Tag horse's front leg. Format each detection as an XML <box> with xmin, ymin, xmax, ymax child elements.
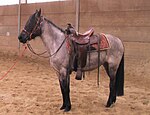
<box><xmin>58</xmin><ymin>69</ymin><xmax>71</xmax><ymax>112</ymax></box>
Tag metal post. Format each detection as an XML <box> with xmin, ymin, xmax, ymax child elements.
<box><xmin>97</xmin><ymin>34</ymin><xmax>100</xmax><ymax>87</ymax></box>
<box><xmin>18</xmin><ymin>0</ymin><xmax>21</xmax><ymax>50</ymax></box>
<box><xmin>75</xmin><ymin>0</ymin><xmax>80</xmax><ymax>32</ymax></box>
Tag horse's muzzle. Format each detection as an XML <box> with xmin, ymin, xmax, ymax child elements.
<box><xmin>18</xmin><ymin>34</ymin><xmax>28</xmax><ymax>44</ymax></box>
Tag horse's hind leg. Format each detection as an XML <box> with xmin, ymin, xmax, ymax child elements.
<box><xmin>104</xmin><ymin>62</ymin><xmax>117</xmax><ymax>107</ymax></box>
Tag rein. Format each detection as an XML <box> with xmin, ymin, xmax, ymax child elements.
<box><xmin>27</xmin><ymin>35</ymin><xmax>67</xmax><ymax>58</ymax></box>
<box><xmin>0</xmin><ymin>46</ymin><xmax>27</xmax><ymax>80</ymax></box>
<box><xmin>27</xmin><ymin>42</ymin><xmax>49</xmax><ymax>58</ymax></box>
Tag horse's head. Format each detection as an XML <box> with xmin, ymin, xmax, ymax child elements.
<box><xmin>18</xmin><ymin>9</ymin><xmax>42</xmax><ymax>44</ymax></box>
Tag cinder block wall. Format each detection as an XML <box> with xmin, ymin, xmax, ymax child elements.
<box><xmin>0</xmin><ymin>5</ymin><xmax>18</xmax><ymax>48</ymax></box>
<box><xmin>0</xmin><ymin>0</ymin><xmax>76</xmax><ymax>51</ymax></box>
<box><xmin>79</xmin><ymin>0</ymin><xmax>150</xmax><ymax>42</ymax></box>
<box><xmin>0</xmin><ymin>0</ymin><xmax>150</xmax><ymax>55</ymax></box>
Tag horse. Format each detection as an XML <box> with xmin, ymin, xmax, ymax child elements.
<box><xmin>18</xmin><ymin>9</ymin><xmax>124</xmax><ymax>112</ymax></box>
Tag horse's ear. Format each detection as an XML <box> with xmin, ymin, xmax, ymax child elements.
<box><xmin>35</xmin><ymin>8</ymin><xmax>41</xmax><ymax>17</ymax></box>
<box><xmin>38</xmin><ymin>8</ymin><xmax>41</xmax><ymax>16</ymax></box>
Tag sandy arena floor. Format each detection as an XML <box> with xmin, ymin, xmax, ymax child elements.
<box><xmin>0</xmin><ymin>42</ymin><xmax>150</xmax><ymax>115</ymax></box>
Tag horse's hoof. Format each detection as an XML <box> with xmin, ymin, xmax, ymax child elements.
<box><xmin>106</xmin><ymin>102</ymin><xmax>112</xmax><ymax>107</ymax></box>
<box><xmin>113</xmin><ymin>97</ymin><xmax>116</xmax><ymax>103</ymax></box>
<box><xmin>64</xmin><ymin>106</ymin><xmax>71</xmax><ymax>112</ymax></box>
<box><xmin>106</xmin><ymin>101</ymin><xmax>115</xmax><ymax>108</ymax></box>
<box><xmin>60</xmin><ymin>105</ymin><xmax>65</xmax><ymax>110</ymax></box>
<box><xmin>106</xmin><ymin>104</ymin><xmax>110</xmax><ymax>108</ymax></box>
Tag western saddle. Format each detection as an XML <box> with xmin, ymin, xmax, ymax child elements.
<box><xmin>65</xmin><ymin>24</ymin><xmax>99</xmax><ymax>80</ymax></box>
<box><xmin>66</xmin><ymin>23</ymin><xmax>94</xmax><ymax>44</ymax></box>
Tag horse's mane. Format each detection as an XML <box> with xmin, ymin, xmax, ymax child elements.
<box><xmin>44</xmin><ymin>18</ymin><xmax>65</xmax><ymax>33</ymax></box>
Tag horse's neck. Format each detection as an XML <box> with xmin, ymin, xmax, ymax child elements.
<box><xmin>40</xmin><ymin>20</ymin><xmax>69</xmax><ymax>71</ymax></box>
<box><xmin>40</xmin><ymin>20</ymin><xmax>65</xmax><ymax>55</ymax></box>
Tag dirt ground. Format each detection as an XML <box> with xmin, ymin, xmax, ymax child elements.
<box><xmin>0</xmin><ymin>42</ymin><xmax>150</xmax><ymax>115</ymax></box>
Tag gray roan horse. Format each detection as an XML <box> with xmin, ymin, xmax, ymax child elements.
<box><xmin>18</xmin><ymin>9</ymin><xmax>124</xmax><ymax>112</ymax></box>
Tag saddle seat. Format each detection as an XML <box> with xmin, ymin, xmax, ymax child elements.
<box><xmin>73</xmin><ymin>29</ymin><xmax>94</xmax><ymax>44</ymax></box>
<box><xmin>77</xmin><ymin>29</ymin><xmax>94</xmax><ymax>38</ymax></box>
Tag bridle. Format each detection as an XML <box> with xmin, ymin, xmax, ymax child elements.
<box><xmin>22</xmin><ymin>16</ymin><xmax>49</xmax><ymax>58</ymax></box>
<box><xmin>22</xmin><ymin>16</ymin><xmax>68</xmax><ymax>58</ymax></box>
<box><xmin>22</xmin><ymin>16</ymin><xmax>42</xmax><ymax>40</ymax></box>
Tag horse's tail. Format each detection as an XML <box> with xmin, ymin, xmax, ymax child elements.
<box><xmin>116</xmin><ymin>53</ymin><xmax>124</xmax><ymax>96</ymax></box>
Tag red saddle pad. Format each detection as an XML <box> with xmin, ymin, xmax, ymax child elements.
<box><xmin>91</xmin><ymin>34</ymin><xmax>110</xmax><ymax>50</ymax></box>
<box><xmin>100</xmin><ymin>34</ymin><xmax>110</xmax><ymax>50</ymax></box>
